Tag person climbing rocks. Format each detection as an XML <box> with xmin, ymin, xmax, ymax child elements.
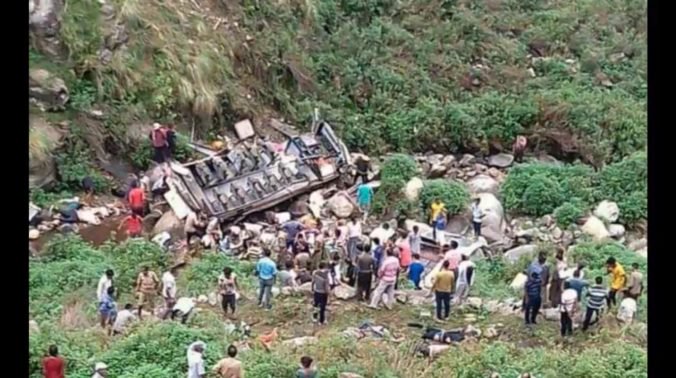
<box><xmin>135</xmin><ymin>266</ymin><xmax>160</xmax><ymax>320</ymax></box>
<box><xmin>126</xmin><ymin>180</ymin><xmax>146</xmax><ymax>216</ymax></box>
<box><xmin>431</xmin><ymin>260</ymin><xmax>455</xmax><ymax>322</ymax></box>
<box><xmin>606</xmin><ymin>257</ymin><xmax>626</xmax><ymax>308</ymax></box>
<box><xmin>212</xmin><ymin>345</ymin><xmax>244</xmax><ymax>378</ymax></box>
<box><xmin>357</xmin><ymin>181</ymin><xmax>374</xmax><ymax>221</ymax></box>
<box><xmin>149</xmin><ymin>122</ymin><xmax>170</xmax><ymax>164</ymax></box>
<box><xmin>42</xmin><ymin>345</ymin><xmax>65</xmax><ymax>378</ymax></box>
<box><xmin>312</xmin><ymin>262</ymin><xmax>331</xmax><ymax>325</ymax></box>
<box><xmin>524</xmin><ymin>272</ymin><xmax>542</xmax><ymax>325</ymax></box>
<box><xmin>218</xmin><ymin>267</ymin><xmax>239</xmax><ymax>318</ymax></box>
<box><xmin>512</xmin><ymin>135</ymin><xmax>528</xmax><ymax>163</ymax></box>
<box><xmin>369</xmin><ymin>248</ymin><xmax>399</xmax><ymax>310</ymax></box>
<box><xmin>471</xmin><ymin>197</ymin><xmax>484</xmax><ymax>238</ymax></box>
<box><xmin>118</xmin><ymin>211</ymin><xmax>143</xmax><ymax>238</ymax></box>
<box><xmin>255</xmin><ymin>249</ymin><xmax>277</xmax><ymax>309</ymax></box>
<box><xmin>430</xmin><ymin>198</ymin><xmax>445</xmax><ymax>242</ymax></box>
<box><xmin>582</xmin><ymin>276</ymin><xmax>608</xmax><ymax>331</ymax></box>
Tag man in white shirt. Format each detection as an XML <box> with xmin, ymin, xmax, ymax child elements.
<box><xmin>97</xmin><ymin>270</ymin><xmax>114</xmax><ymax>304</ymax></box>
<box><xmin>187</xmin><ymin>341</ymin><xmax>206</xmax><ymax>378</ymax></box>
<box><xmin>455</xmin><ymin>254</ymin><xmax>476</xmax><ymax>304</ymax></box>
<box><xmin>559</xmin><ymin>281</ymin><xmax>578</xmax><ymax>337</ymax></box>
<box><xmin>111</xmin><ymin>304</ymin><xmax>137</xmax><ymax>335</ymax></box>
<box><xmin>172</xmin><ymin>297</ymin><xmax>196</xmax><ymax>324</ymax></box>
<box><xmin>347</xmin><ymin>217</ymin><xmax>362</xmax><ymax>263</ymax></box>
<box><xmin>161</xmin><ymin>268</ymin><xmax>178</xmax><ymax>319</ymax></box>
<box><xmin>370</xmin><ymin>222</ymin><xmax>395</xmax><ymax>245</ymax></box>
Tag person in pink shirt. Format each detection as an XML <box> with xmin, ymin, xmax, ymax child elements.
<box><xmin>368</xmin><ymin>249</ymin><xmax>400</xmax><ymax>310</ymax></box>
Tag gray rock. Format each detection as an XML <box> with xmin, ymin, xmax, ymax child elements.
<box><xmin>29</xmin><ymin>69</ymin><xmax>69</xmax><ymax>110</ymax></box>
<box><xmin>29</xmin><ymin>0</ymin><xmax>66</xmax><ymax>58</ymax></box>
<box><xmin>465</xmin><ymin>324</ymin><xmax>482</xmax><ymax>338</ymax></box>
<box><xmin>487</xmin><ymin>153</ymin><xmax>514</xmax><ymax>168</ymax></box>
<box><xmin>426</xmin><ymin>154</ymin><xmax>444</xmax><ymax>166</ymax></box>
<box><xmin>327</xmin><ymin>193</ymin><xmax>354</xmax><ymax>218</ymax></box>
<box><xmin>476</xmin><ymin>193</ymin><xmax>506</xmax><ymax>243</ymax></box>
<box><xmin>447</xmin><ymin>215</ymin><xmax>470</xmax><ymax>234</ymax></box>
<box><xmin>152</xmin><ymin>210</ymin><xmax>183</xmax><ymax>236</ymax></box>
<box><xmin>459</xmin><ymin>154</ymin><xmax>475</xmax><ymax>167</ymax></box>
<box><xmin>594</xmin><ymin>201</ymin><xmax>620</xmax><ymax>223</ymax></box>
<box><xmin>441</xmin><ymin>155</ymin><xmax>456</xmax><ymax>168</ymax></box>
<box><xmin>466</xmin><ymin>297</ymin><xmax>483</xmax><ymax>309</ymax></box>
<box><xmin>427</xmin><ymin>164</ymin><xmax>448</xmax><ymax>178</ymax></box>
<box><xmin>628</xmin><ymin>238</ymin><xmax>647</xmax><ymax>251</ymax></box>
<box><xmin>536</xmin><ymin>155</ymin><xmax>562</xmax><ymax>166</ymax></box>
<box><xmin>504</xmin><ymin>244</ymin><xmax>538</xmax><ymax>264</ymax></box>
<box><xmin>467</xmin><ymin>174</ymin><xmax>499</xmax><ymax>195</ymax></box>
<box><xmin>608</xmin><ymin>224</ymin><xmax>626</xmax><ymax>238</ymax></box>
<box><xmin>551</xmin><ymin>227</ymin><xmax>563</xmax><ymax>240</ymax></box>
<box><xmin>543</xmin><ymin>308</ymin><xmax>560</xmax><ymax>321</ymax></box>
<box><xmin>404</xmin><ymin>177</ymin><xmax>424</xmax><ymax>202</ymax></box>
<box><xmin>484</xmin><ymin>326</ymin><xmax>499</xmax><ymax>339</ymax></box>
<box><xmin>333</xmin><ymin>285</ymin><xmax>356</xmax><ymax>300</ymax></box>
<box><xmin>582</xmin><ymin>216</ymin><xmax>610</xmax><ymax>241</ymax></box>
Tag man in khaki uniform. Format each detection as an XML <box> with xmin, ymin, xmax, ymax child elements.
<box><xmin>136</xmin><ymin>266</ymin><xmax>160</xmax><ymax>319</ymax></box>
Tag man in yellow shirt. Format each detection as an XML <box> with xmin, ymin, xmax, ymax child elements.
<box><xmin>430</xmin><ymin>198</ymin><xmax>445</xmax><ymax>243</ymax></box>
<box><xmin>606</xmin><ymin>257</ymin><xmax>626</xmax><ymax>308</ymax></box>
<box><xmin>431</xmin><ymin>260</ymin><xmax>455</xmax><ymax>321</ymax></box>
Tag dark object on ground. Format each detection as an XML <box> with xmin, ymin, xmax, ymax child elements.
<box><xmin>422</xmin><ymin>327</ymin><xmax>465</xmax><ymax>344</ymax></box>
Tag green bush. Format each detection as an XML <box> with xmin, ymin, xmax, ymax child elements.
<box><xmin>554</xmin><ymin>201</ymin><xmax>585</xmax><ymax>228</ymax></box>
<box><xmin>130</xmin><ymin>134</ymin><xmax>196</xmax><ymax>170</ymax></box>
<box><xmin>179</xmin><ymin>253</ymin><xmax>255</xmax><ymax>296</ymax></box>
<box><xmin>595</xmin><ymin>152</ymin><xmax>647</xmax><ymax>224</ymax></box>
<box><xmin>379</xmin><ymin>154</ymin><xmax>418</xmax><ymax>183</ymax></box>
<box><xmin>101</xmin><ymin>239</ymin><xmax>170</xmax><ymax>292</ymax></box>
<box><xmin>372</xmin><ymin>154</ymin><xmax>418</xmax><ymax>216</ymax></box>
<box><xmin>419</xmin><ymin>179</ymin><xmax>470</xmax><ymax>216</ymax></box>
<box><xmin>520</xmin><ymin>175</ymin><xmax>565</xmax><ymax>216</ymax></box>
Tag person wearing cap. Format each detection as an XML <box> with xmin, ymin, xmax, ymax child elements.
<box><xmin>92</xmin><ymin>362</ymin><xmax>108</xmax><ymax>378</ymax></box>
<box><xmin>149</xmin><ymin>122</ymin><xmax>170</xmax><ymax>164</ymax></box>
<box><xmin>187</xmin><ymin>341</ymin><xmax>207</xmax><ymax>378</ymax></box>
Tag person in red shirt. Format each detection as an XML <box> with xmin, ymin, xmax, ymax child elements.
<box><xmin>119</xmin><ymin>212</ymin><xmax>144</xmax><ymax>238</ymax></box>
<box><xmin>127</xmin><ymin>181</ymin><xmax>146</xmax><ymax>216</ymax></box>
<box><xmin>42</xmin><ymin>345</ymin><xmax>65</xmax><ymax>378</ymax></box>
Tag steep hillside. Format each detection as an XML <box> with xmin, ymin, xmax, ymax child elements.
<box><xmin>30</xmin><ymin>0</ymin><xmax>646</xmax><ymax>189</ymax></box>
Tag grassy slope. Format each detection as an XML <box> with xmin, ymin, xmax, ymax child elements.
<box><xmin>29</xmin><ymin>237</ymin><xmax>647</xmax><ymax>378</ymax></box>
<box><xmin>30</xmin><ymin>0</ymin><xmax>646</xmax><ymax>167</ymax></box>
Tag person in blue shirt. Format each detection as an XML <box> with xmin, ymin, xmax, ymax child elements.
<box><xmin>255</xmin><ymin>249</ymin><xmax>278</xmax><ymax>309</ymax></box>
<box><xmin>524</xmin><ymin>272</ymin><xmax>542</xmax><ymax>325</ymax></box>
<box><xmin>357</xmin><ymin>183</ymin><xmax>374</xmax><ymax>221</ymax></box>
<box><xmin>408</xmin><ymin>254</ymin><xmax>425</xmax><ymax>290</ymax></box>
<box><xmin>99</xmin><ymin>286</ymin><xmax>117</xmax><ymax>330</ymax></box>
<box><xmin>566</xmin><ymin>269</ymin><xmax>589</xmax><ymax>302</ymax></box>
<box><xmin>371</xmin><ymin>237</ymin><xmax>384</xmax><ymax>276</ymax></box>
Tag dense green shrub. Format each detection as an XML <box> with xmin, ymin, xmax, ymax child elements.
<box><xmin>594</xmin><ymin>152</ymin><xmax>647</xmax><ymax>224</ymax></box>
<box><xmin>130</xmin><ymin>134</ymin><xmax>195</xmax><ymax>170</ymax></box>
<box><xmin>554</xmin><ymin>201</ymin><xmax>585</xmax><ymax>228</ymax></box>
<box><xmin>520</xmin><ymin>175</ymin><xmax>565</xmax><ymax>216</ymax></box>
<box><xmin>179</xmin><ymin>253</ymin><xmax>255</xmax><ymax>296</ymax></box>
<box><xmin>372</xmin><ymin>154</ymin><xmax>418</xmax><ymax>216</ymax></box>
<box><xmin>378</xmin><ymin>154</ymin><xmax>418</xmax><ymax>183</ymax></box>
<box><xmin>101</xmin><ymin>239</ymin><xmax>170</xmax><ymax>292</ymax></box>
<box><xmin>419</xmin><ymin>179</ymin><xmax>470</xmax><ymax>216</ymax></box>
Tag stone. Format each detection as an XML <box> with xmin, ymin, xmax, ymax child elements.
<box><xmin>510</xmin><ymin>273</ymin><xmax>528</xmax><ymax>291</ymax></box>
<box><xmin>152</xmin><ymin>210</ymin><xmax>183</xmax><ymax>236</ymax></box>
<box><xmin>485</xmin><ymin>326</ymin><xmax>499</xmax><ymax>339</ymax></box>
<box><xmin>484</xmin><ymin>300</ymin><xmax>500</xmax><ymax>313</ymax></box>
<box><xmin>465</xmin><ymin>324</ymin><xmax>482</xmax><ymax>338</ymax></box>
<box><xmin>487</xmin><ymin>153</ymin><xmax>514</xmax><ymax>168</ymax></box>
<box><xmin>234</xmin><ymin>119</ymin><xmax>255</xmax><ymax>140</ymax></box>
<box><xmin>197</xmin><ymin>295</ymin><xmax>208</xmax><ymax>304</ymax></box>
<box><xmin>474</xmin><ymin>163</ymin><xmax>487</xmax><ymax>173</ymax></box>
<box><xmin>459</xmin><ymin>154</ymin><xmax>475</xmax><ymax>167</ymax></box>
<box><xmin>333</xmin><ymin>285</ymin><xmax>356</xmax><ymax>300</ymax></box>
<box><xmin>29</xmin><ymin>117</ymin><xmax>64</xmax><ymax>189</ymax></box>
<box><xmin>487</xmin><ymin>167</ymin><xmax>500</xmax><ymax>178</ymax></box>
<box><xmin>476</xmin><ymin>193</ymin><xmax>506</xmax><ymax>243</ymax></box>
<box><xmin>628</xmin><ymin>238</ymin><xmax>647</xmax><ymax>251</ymax></box>
<box><xmin>594</xmin><ymin>201</ymin><xmax>620</xmax><ymax>223</ymax></box>
<box><xmin>582</xmin><ymin>216</ymin><xmax>610</xmax><ymax>241</ymax></box>
<box><xmin>466</xmin><ymin>174</ymin><xmax>499</xmax><ymax>195</ymax></box>
<box><xmin>608</xmin><ymin>224</ymin><xmax>626</xmax><ymax>238</ymax></box>
<box><xmin>29</xmin><ymin>69</ymin><xmax>69</xmax><ymax>109</ymax></box>
<box><xmin>30</xmin><ymin>0</ymin><xmax>67</xmax><ymax>58</ymax></box>
<box><xmin>539</xmin><ymin>215</ymin><xmax>554</xmax><ymax>227</ymax></box>
<box><xmin>428</xmin><ymin>344</ymin><xmax>451</xmax><ymax>358</ymax></box>
<box><xmin>428</xmin><ymin>164</ymin><xmax>448</xmax><ymax>178</ymax></box>
<box><xmin>446</xmin><ymin>215</ymin><xmax>470</xmax><ymax>235</ymax></box>
<box><xmin>29</xmin><ymin>229</ymin><xmax>40</xmax><ymax>240</ymax></box>
<box><xmin>504</xmin><ymin>245</ymin><xmax>537</xmax><ymax>264</ymax></box>
<box><xmin>543</xmin><ymin>308</ymin><xmax>560</xmax><ymax>321</ymax></box>
<box><xmin>339</xmin><ymin>373</ymin><xmax>364</xmax><ymax>378</ymax></box>
<box><xmin>327</xmin><ymin>192</ymin><xmax>355</xmax><ymax>218</ymax></box>
<box><xmin>298</xmin><ymin>282</ymin><xmax>313</xmax><ymax>295</ymax></box>
<box><xmin>77</xmin><ymin>209</ymin><xmax>101</xmax><ymax>225</ymax></box>
<box><xmin>404</xmin><ymin>177</ymin><xmax>424</xmax><ymax>202</ymax></box>
<box><xmin>282</xmin><ymin>336</ymin><xmax>318</xmax><ymax>347</ymax></box>
<box><xmin>551</xmin><ymin>227</ymin><xmax>563</xmax><ymax>239</ymax></box>
<box><xmin>29</xmin><ymin>320</ymin><xmax>40</xmax><ymax>334</ymax></box>
<box><xmin>441</xmin><ymin>155</ymin><xmax>456</xmax><ymax>168</ymax></box>
<box><xmin>464</xmin><ymin>314</ymin><xmax>477</xmax><ymax>323</ymax></box>
<box><xmin>466</xmin><ymin>297</ymin><xmax>483</xmax><ymax>309</ymax></box>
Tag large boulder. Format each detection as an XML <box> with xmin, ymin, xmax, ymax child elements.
<box><xmin>29</xmin><ymin>117</ymin><xmax>64</xmax><ymax>189</ymax></box>
<box><xmin>477</xmin><ymin>193</ymin><xmax>506</xmax><ymax>243</ymax></box>
<box><xmin>427</xmin><ymin>164</ymin><xmax>448</xmax><ymax>178</ymax></box>
<box><xmin>327</xmin><ymin>192</ymin><xmax>355</xmax><ymax>218</ymax></box>
<box><xmin>594</xmin><ymin>201</ymin><xmax>620</xmax><ymax>223</ymax></box>
<box><xmin>581</xmin><ymin>216</ymin><xmax>610</xmax><ymax>241</ymax></box>
<box><xmin>333</xmin><ymin>285</ymin><xmax>356</xmax><ymax>300</ymax></box>
<box><xmin>487</xmin><ymin>153</ymin><xmax>514</xmax><ymax>168</ymax></box>
<box><xmin>466</xmin><ymin>174</ymin><xmax>499</xmax><ymax>195</ymax></box>
<box><xmin>404</xmin><ymin>177</ymin><xmax>424</xmax><ymax>202</ymax></box>
<box><xmin>29</xmin><ymin>69</ymin><xmax>69</xmax><ymax>110</ymax></box>
<box><xmin>29</xmin><ymin>0</ymin><xmax>66</xmax><ymax>58</ymax></box>
<box><xmin>504</xmin><ymin>245</ymin><xmax>537</xmax><ymax>264</ymax></box>
<box><xmin>608</xmin><ymin>224</ymin><xmax>626</xmax><ymax>238</ymax></box>
<box><xmin>152</xmin><ymin>210</ymin><xmax>183</xmax><ymax>236</ymax></box>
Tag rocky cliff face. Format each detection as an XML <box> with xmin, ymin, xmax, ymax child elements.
<box><xmin>29</xmin><ymin>0</ymin><xmax>66</xmax><ymax>58</ymax></box>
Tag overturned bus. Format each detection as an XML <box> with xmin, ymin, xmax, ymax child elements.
<box><xmin>164</xmin><ymin>121</ymin><xmax>352</xmax><ymax>221</ymax></box>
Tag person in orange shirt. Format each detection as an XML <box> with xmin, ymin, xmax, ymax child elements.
<box><xmin>127</xmin><ymin>181</ymin><xmax>146</xmax><ymax>216</ymax></box>
<box><xmin>119</xmin><ymin>212</ymin><xmax>144</xmax><ymax>238</ymax></box>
